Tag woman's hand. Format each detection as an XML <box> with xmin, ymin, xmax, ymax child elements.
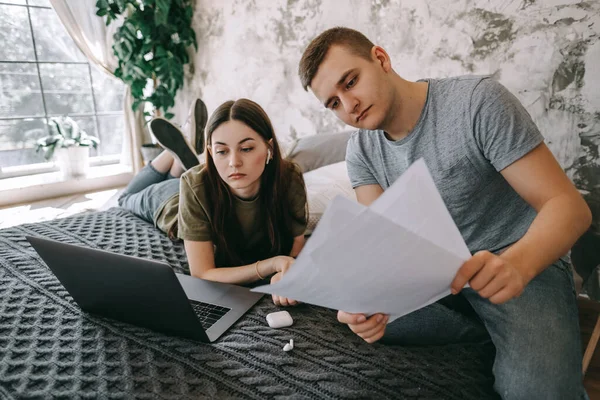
<box><xmin>267</xmin><ymin>256</ymin><xmax>299</xmax><ymax>306</ymax></box>
<box><xmin>268</xmin><ymin>255</ymin><xmax>295</xmax><ymax>274</ymax></box>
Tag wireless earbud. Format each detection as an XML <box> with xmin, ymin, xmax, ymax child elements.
<box><xmin>266</xmin><ymin>149</ymin><xmax>271</xmax><ymax>165</ymax></box>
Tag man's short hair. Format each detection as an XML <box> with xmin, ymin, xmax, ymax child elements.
<box><xmin>298</xmin><ymin>27</ymin><xmax>375</xmax><ymax>91</ymax></box>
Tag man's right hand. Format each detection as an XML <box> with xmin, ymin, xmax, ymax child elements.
<box><xmin>337</xmin><ymin>311</ymin><xmax>389</xmax><ymax>343</ymax></box>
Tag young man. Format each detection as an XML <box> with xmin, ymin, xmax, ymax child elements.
<box><xmin>299</xmin><ymin>27</ymin><xmax>591</xmax><ymax>398</ymax></box>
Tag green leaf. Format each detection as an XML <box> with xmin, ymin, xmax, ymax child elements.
<box><xmin>88</xmin><ymin>136</ymin><xmax>101</xmax><ymax>147</ymax></box>
<box><xmin>114</xmin><ymin>0</ymin><xmax>128</xmax><ymax>11</ymax></box>
<box><xmin>154</xmin><ymin>11</ymin><xmax>168</xmax><ymax>26</ymax></box>
<box><xmin>114</xmin><ymin>39</ymin><xmax>132</xmax><ymax>61</ymax></box>
<box><xmin>156</xmin><ymin>0</ymin><xmax>171</xmax><ymax>18</ymax></box>
<box><xmin>96</xmin><ymin>0</ymin><xmax>109</xmax><ymax>9</ymax></box>
<box><xmin>164</xmin><ymin>112</ymin><xmax>174</xmax><ymax>119</ymax></box>
<box><xmin>44</xmin><ymin>146</ymin><xmax>55</xmax><ymax>161</ymax></box>
<box><xmin>121</xmin><ymin>20</ymin><xmax>137</xmax><ymax>40</ymax></box>
<box><xmin>109</xmin><ymin>3</ymin><xmax>120</xmax><ymax>15</ymax></box>
<box><xmin>79</xmin><ymin>136</ymin><xmax>99</xmax><ymax>147</ymax></box>
<box><xmin>63</xmin><ymin>117</ymin><xmax>75</xmax><ymax>139</ymax></box>
<box><xmin>36</xmin><ymin>137</ymin><xmax>49</xmax><ymax>147</ymax></box>
<box><xmin>154</xmin><ymin>46</ymin><xmax>168</xmax><ymax>58</ymax></box>
<box><xmin>51</xmin><ymin>119</ymin><xmax>64</xmax><ymax>138</ymax></box>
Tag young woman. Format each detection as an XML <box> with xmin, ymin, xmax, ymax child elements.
<box><xmin>118</xmin><ymin>99</ymin><xmax>307</xmax><ymax>306</ymax></box>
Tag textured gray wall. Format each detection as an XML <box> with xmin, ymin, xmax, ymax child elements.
<box><xmin>178</xmin><ymin>0</ymin><xmax>599</xmax><ymax>215</ymax></box>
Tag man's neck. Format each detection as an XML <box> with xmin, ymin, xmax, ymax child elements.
<box><xmin>382</xmin><ymin>77</ymin><xmax>429</xmax><ymax>142</ymax></box>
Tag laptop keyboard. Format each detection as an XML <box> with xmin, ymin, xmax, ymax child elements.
<box><xmin>189</xmin><ymin>300</ymin><xmax>230</xmax><ymax>330</ymax></box>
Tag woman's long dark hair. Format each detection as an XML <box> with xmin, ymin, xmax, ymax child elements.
<box><xmin>203</xmin><ymin>99</ymin><xmax>303</xmax><ymax>266</ymax></box>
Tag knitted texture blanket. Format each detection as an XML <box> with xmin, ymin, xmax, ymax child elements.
<box><xmin>0</xmin><ymin>208</ymin><xmax>497</xmax><ymax>399</ymax></box>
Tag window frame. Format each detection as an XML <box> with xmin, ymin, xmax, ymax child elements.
<box><xmin>0</xmin><ymin>0</ymin><xmax>124</xmax><ymax>179</ymax></box>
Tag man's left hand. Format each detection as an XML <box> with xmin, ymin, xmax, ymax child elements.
<box><xmin>451</xmin><ymin>251</ymin><xmax>531</xmax><ymax>304</ymax></box>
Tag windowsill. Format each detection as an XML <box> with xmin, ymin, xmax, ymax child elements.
<box><xmin>0</xmin><ymin>164</ymin><xmax>133</xmax><ymax>208</ymax></box>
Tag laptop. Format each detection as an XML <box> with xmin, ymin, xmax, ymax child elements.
<box><xmin>26</xmin><ymin>236</ymin><xmax>263</xmax><ymax>342</ymax></box>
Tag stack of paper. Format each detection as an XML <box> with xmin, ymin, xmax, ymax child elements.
<box><xmin>252</xmin><ymin>159</ymin><xmax>472</xmax><ymax>320</ymax></box>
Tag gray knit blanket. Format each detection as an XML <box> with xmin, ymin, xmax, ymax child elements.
<box><xmin>0</xmin><ymin>208</ymin><xmax>497</xmax><ymax>399</ymax></box>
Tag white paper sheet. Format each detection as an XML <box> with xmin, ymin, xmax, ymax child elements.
<box><xmin>370</xmin><ymin>159</ymin><xmax>471</xmax><ymax>260</ymax></box>
<box><xmin>252</xmin><ymin>159</ymin><xmax>470</xmax><ymax>320</ymax></box>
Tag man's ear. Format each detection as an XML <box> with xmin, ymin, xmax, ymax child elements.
<box><xmin>371</xmin><ymin>46</ymin><xmax>392</xmax><ymax>73</ymax></box>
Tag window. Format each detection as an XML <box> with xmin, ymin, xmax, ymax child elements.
<box><xmin>0</xmin><ymin>0</ymin><xmax>125</xmax><ymax>178</ymax></box>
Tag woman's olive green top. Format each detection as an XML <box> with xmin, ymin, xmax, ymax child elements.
<box><xmin>155</xmin><ymin>163</ymin><xmax>308</xmax><ymax>254</ymax></box>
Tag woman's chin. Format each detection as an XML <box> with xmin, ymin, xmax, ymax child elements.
<box><xmin>227</xmin><ymin>178</ymin><xmax>261</xmax><ymax>196</ymax></box>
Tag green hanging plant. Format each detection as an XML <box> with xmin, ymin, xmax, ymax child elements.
<box><xmin>96</xmin><ymin>0</ymin><xmax>197</xmax><ymax>119</ymax></box>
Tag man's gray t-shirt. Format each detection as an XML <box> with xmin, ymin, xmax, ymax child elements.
<box><xmin>346</xmin><ymin>76</ymin><xmax>544</xmax><ymax>253</ymax></box>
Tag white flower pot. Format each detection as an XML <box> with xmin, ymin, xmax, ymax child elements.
<box><xmin>55</xmin><ymin>146</ymin><xmax>90</xmax><ymax>179</ymax></box>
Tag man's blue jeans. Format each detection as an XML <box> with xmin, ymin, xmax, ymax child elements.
<box><xmin>382</xmin><ymin>258</ymin><xmax>586</xmax><ymax>399</ymax></box>
<box><xmin>118</xmin><ymin>163</ymin><xmax>179</xmax><ymax>227</ymax></box>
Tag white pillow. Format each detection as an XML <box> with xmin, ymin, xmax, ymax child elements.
<box><xmin>303</xmin><ymin>161</ymin><xmax>356</xmax><ymax>233</ymax></box>
<box><xmin>279</xmin><ymin>139</ymin><xmax>298</xmax><ymax>159</ymax></box>
<box><xmin>286</xmin><ymin>130</ymin><xmax>354</xmax><ymax>173</ymax></box>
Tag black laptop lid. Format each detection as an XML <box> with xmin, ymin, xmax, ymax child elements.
<box><xmin>27</xmin><ymin>236</ymin><xmax>208</xmax><ymax>342</ymax></box>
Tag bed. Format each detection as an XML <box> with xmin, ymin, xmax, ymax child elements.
<box><xmin>0</xmin><ymin>162</ymin><xmax>498</xmax><ymax>398</ymax></box>
<box><xmin>2</xmin><ymin>102</ymin><xmax>597</xmax><ymax>398</ymax></box>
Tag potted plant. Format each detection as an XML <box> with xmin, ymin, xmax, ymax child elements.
<box><xmin>36</xmin><ymin>116</ymin><xmax>100</xmax><ymax>179</ymax></box>
<box><xmin>96</xmin><ymin>0</ymin><xmax>197</xmax><ymax>164</ymax></box>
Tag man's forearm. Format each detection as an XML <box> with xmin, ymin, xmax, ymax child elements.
<box><xmin>499</xmin><ymin>193</ymin><xmax>592</xmax><ymax>283</ymax></box>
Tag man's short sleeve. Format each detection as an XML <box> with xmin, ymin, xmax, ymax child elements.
<box><xmin>345</xmin><ymin>132</ymin><xmax>379</xmax><ymax>189</ymax></box>
<box><xmin>177</xmin><ymin>173</ymin><xmax>213</xmax><ymax>242</ymax></box>
<box><xmin>471</xmin><ymin>78</ymin><xmax>544</xmax><ymax>172</ymax></box>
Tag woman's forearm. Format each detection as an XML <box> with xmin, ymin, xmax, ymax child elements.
<box><xmin>191</xmin><ymin>259</ymin><xmax>275</xmax><ymax>285</ymax></box>
<box><xmin>290</xmin><ymin>235</ymin><xmax>306</xmax><ymax>258</ymax></box>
